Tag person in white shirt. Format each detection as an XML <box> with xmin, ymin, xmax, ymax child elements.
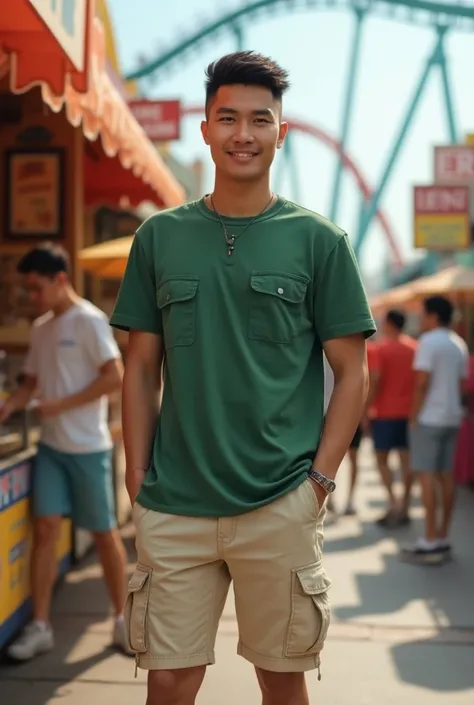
<box><xmin>403</xmin><ymin>295</ymin><xmax>469</xmax><ymax>563</ymax></box>
<box><xmin>0</xmin><ymin>243</ymin><xmax>131</xmax><ymax>660</ymax></box>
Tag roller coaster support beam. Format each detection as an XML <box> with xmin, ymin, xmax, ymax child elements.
<box><xmin>231</xmin><ymin>24</ymin><xmax>244</xmax><ymax>51</ymax></box>
<box><xmin>437</xmin><ymin>27</ymin><xmax>458</xmax><ymax>143</ymax></box>
<box><xmin>329</xmin><ymin>7</ymin><xmax>366</xmax><ymax>224</ymax></box>
<box><xmin>353</xmin><ymin>26</ymin><xmax>450</xmax><ymax>258</ymax></box>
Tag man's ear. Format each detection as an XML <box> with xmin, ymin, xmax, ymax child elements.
<box><xmin>201</xmin><ymin>121</ymin><xmax>210</xmax><ymax>146</ymax></box>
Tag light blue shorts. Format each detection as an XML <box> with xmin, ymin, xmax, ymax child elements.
<box><xmin>409</xmin><ymin>424</ymin><xmax>459</xmax><ymax>474</ymax></box>
<box><xmin>33</xmin><ymin>443</ymin><xmax>117</xmax><ymax>532</ymax></box>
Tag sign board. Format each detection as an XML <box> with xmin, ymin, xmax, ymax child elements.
<box><xmin>128</xmin><ymin>100</ymin><xmax>182</xmax><ymax>142</ymax></box>
<box><xmin>466</xmin><ymin>134</ymin><xmax>474</xmax><ymax>146</ymax></box>
<box><xmin>413</xmin><ymin>185</ymin><xmax>471</xmax><ymax>251</ymax></box>
<box><xmin>28</xmin><ymin>0</ymin><xmax>88</xmax><ymax>71</ymax></box>
<box><xmin>434</xmin><ymin>145</ymin><xmax>474</xmax><ymax>184</ymax></box>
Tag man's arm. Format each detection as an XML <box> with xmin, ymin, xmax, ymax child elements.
<box><xmin>0</xmin><ymin>375</ymin><xmax>37</xmax><ymax>423</ymax></box>
<box><xmin>410</xmin><ymin>370</ymin><xmax>431</xmax><ymax>425</ymax></box>
<box><xmin>37</xmin><ymin>358</ymin><xmax>123</xmax><ymax>417</ymax></box>
<box><xmin>122</xmin><ymin>331</ymin><xmax>164</xmax><ymax>504</ymax></box>
<box><xmin>313</xmin><ymin>333</ymin><xmax>369</xmax><ymax>480</ymax></box>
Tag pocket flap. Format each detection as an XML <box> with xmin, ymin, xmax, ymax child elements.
<box><xmin>250</xmin><ymin>272</ymin><xmax>308</xmax><ymax>304</ymax></box>
<box><xmin>157</xmin><ymin>277</ymin><xmax>199</xmax><ymax>309</ymax></box>
<box><xmin>296</xmin><ymin>563</ymin><xmax>332</xmax><ymax>595</ymax></box>
<box><xmin>128</xmin><ymin>564</ymin><xmax>151</xmax><ymax>592</ymax></box>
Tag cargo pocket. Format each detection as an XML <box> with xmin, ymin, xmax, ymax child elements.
<box><xmin>284</xmin><ymin>562</ymin><xmax>331</xmax><ymax>657</ymax></box>
<box><xmin>157</xmin><ymin>276</ymin><xmax>199</xmax><ymax>350</ymax></box>
<box><xmin>124</xmin><ymin>564</ymin><xmax>152</xmax><ymax>654</ymax></box>
<box><xmin>248</xmin><ymin>271</ymin><xmax>310</xmax><ymax>344</ymax></box>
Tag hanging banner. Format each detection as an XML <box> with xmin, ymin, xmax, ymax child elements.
<box><xmin>127</xmin><ymin>100</ymin><xmax>182</xmax><ymax>142</ymax></box>
<box><xmin>434</xmin><ymin>145</ymin><xmax>474</xmax><ymax>185</ymax></box>
<box><xmin>413</xmin><ymin>185</ymin><xmax>471</xmax><ymax>251</ymax></box>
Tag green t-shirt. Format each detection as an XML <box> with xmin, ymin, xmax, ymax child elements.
<box><xmin>110</xmin><ymin>196</ymin><xmax>376</xmax><ymax>517</ymax></box>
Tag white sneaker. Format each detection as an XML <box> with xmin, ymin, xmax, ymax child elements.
<box><xmin>7</xmin><ymin>622</ymin><xmax>54</xmax><ymax>661</ymax></box>
<box><xmin>112</xmin><ymin>618</ymin><xmax>134</xmax><ymax>656</ymax></box>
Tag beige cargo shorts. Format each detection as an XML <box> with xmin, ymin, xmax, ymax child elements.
<box><xmin>125</xmin><ymin>478</ymin><xmax>331</xmax><ymax>674</ymax></box>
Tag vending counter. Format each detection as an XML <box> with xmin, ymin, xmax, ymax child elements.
<box><xmin>0</xmin><ymin>435</ymin><xmax>73</xmax><ymax>651</ymax></box>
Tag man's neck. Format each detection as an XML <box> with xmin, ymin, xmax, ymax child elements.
<box><xmin>210</xmin><ymin>174</ymin><xmax>274</xmax><ymax>217</ymax></box>
<box><xmin>53</xmin><ymin>288</ymin><xmax>81</xmax><ymax>317</ymax></box>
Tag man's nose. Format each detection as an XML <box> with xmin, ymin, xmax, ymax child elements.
<box><xmin>233</xmin><ymin>120</ymin><xmax>255</xmax><ymax>142</ymax></box>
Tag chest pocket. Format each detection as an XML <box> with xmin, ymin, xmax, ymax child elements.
<box><xmin>157</xmin><ymin>276</ymin><xmax>199</xmax><ymax>350</ymax></box>
<box><xmin>249</xmin><ymin>272</ymin><xmax>310</xmax><ymax>344</ymax></box>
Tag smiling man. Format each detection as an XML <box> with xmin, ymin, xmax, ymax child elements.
<box><xmin>111</xmin><ymin>51</ymin><xmax>376</xmax><ymax>705</ymax></box>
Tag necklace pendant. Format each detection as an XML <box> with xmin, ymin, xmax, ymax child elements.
<box><xmin>227</xmin><ymin>246</ymin><xmax>234</xmax><ymax>256</ymax></box>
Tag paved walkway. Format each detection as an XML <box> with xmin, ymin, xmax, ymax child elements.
<box><xmin>2</xmin><ymin>441</ymin><xmax>474</xmax><ymax>704</ymax></box>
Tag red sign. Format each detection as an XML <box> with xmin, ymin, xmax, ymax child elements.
<box><xmin>414</xmin><ymin>185</ymin><xmax>470</xmax><ymax>214</ymax></box>
<box><xmin>434</xmin><ymin>146</ymin><xmax>474</xmax><ymax>184</ymax></box>
<box><xmin>128</xmin><ymin>100</ymin><xmax>181</xmax><ymax>142</ymax></box>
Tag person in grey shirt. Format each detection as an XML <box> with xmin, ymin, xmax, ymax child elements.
<box><xmin>403</xmin><ymin>296</ymin><xmax>468</xmax><ymax>564</ymax></box>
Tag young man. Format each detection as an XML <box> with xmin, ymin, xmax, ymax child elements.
<box><xmin>0</xmin><ymin>243</ymin><xmax>130</xmax><ymax>660</ymax></box>
<box><xmin>111</xmin><ymin>52</ymin><xmax>376</xmax><ymax>705</ymax></box>
<box><xmin>369</xmin><ymin>310</ymin><xmax>417</xmax><ymax>527</ymax></box>
<box><xmin>404</xmin><ymin>296</ymin><xmax>468</xmax><ymax>563</ymax></box>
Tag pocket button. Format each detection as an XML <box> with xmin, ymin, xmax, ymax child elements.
<box><xmin>277</xmin><ymin>287</ymin><xmax>284</xmax><ymax>295</ymax></box>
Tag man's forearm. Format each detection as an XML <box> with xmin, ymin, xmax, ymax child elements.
<box><xmin>313</xmin><ymin>371</ymin><xmax>368</xmax><ymax>480</ymax></box>
<box><xmin>410</xmin><ymin>386</ymin><xmax>427</xmax><ymax>423</ymax></box>
<box><xmin>7</xmin><ymin>383</ymin><xmax>36</xmax><ymax>412</ymax></box>
<box><xmin>122</xmin><ymin>361</ymin><xmax>161</xmax><ymax>500</ymax></box>
<box><xmin>61</xmin><ymin>372</ymin><xmax>120</xmax><ymax>412</ymax></box>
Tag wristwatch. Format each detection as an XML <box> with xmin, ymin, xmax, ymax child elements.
<box><xmin>308</xmin><ymin>469</ymin><xmax>336</xmax><ymax>494</ymax></box>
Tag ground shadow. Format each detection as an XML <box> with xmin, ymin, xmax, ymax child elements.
<box><xmin>0</xmin><ymin>531</ymin><xmax>138</xmax><ymax>705</ymax></box>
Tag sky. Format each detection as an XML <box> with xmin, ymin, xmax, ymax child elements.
<box><xmin>108</xmin><ymin>0</ymin><xmax>474</xmax><ymax>280</ymax></box>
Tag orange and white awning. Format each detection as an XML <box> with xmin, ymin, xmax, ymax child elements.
<box><xmin>0</xmin><ymin>1</ymin><xmax>185</xmax><ymax>209</ymax></box>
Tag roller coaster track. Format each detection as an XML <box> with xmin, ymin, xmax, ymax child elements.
<box><xmin>183</xmin><ymin>105</ymin><xmax>403</xmax><ymax>268</ymax></box>
<box><xmin>125</xmin><ymin>0</ymin><xmax>474</xmax><ymax>82</ymax></box>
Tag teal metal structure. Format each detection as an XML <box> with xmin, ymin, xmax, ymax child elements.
<box><xmin>124</xmin><ymin>0</ymin><xmax>474</xmax><ymax>268</ymax></box>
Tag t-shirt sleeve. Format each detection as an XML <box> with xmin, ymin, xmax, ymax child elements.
<box><xmin>313</xmin><ymin>234</ymin><xmax>377</xmax><ymax>342</ymax></box>
<box><xmin>84</xmin><ymin>316</ymin><xmax>121</xmax><ymax>368</ymax></box>
<box><xmin>23</xmin><ymin>329</ymin><xmax>38</xmax><ymax>377</ymax></box>
<box><xmin>413</xmin><ymin>337</ymin><xmax>434</xmax><ymax>372</ymax></box>
<box><xmin>110</xmin><ymin>233</ymin><xmax>162</xmax><ymax>334</ymax></box>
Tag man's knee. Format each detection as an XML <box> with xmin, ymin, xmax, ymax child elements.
<box><xmin>256</xmin><ymin>669</ymin><xmax>307</xmax><ymax>704</ymax></box>
<box><xmin>34</xmin><ymin>516</ymin><xmax>62</xmax><ymax>546</ymax></box>
<box><xmin>147</xmin><ymin>667</ymin><xmax>206</xmax><ymax>704</ymax></box>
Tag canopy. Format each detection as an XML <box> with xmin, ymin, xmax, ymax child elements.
<box><xmin>0</xmin><ymin>1</ymin><xmax>185</xmax><ymax>209</ymax></box>
<box><xmin>78</xmin><ymin>235</ymin><xmax>134</xmax><ymax>279</ymax></box>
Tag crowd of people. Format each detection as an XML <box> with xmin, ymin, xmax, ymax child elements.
<box><xmin>325</xmin><ymin>300</ymin><xmax>469</xmax><ymax>564</ymax></box>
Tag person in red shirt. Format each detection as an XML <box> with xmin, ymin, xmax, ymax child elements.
<box><xmin>342</xmin><ymin>340</ymin><xmax>379</xmax><ymax>516</ymax></box>
<box><xmin>369</xmin><ymin>310</ymin><xmax>417</xmax><ymax>526</ymax></box>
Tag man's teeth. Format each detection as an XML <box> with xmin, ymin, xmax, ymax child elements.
<box><xmin>231</xmin><ymin>152</ymin><xmax>254</xmax><ymax>157</ymax></box>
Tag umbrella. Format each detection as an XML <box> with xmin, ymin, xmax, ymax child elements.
<box><xmin>78</xmin><ymin>235</ymin><xmax>134</xmax><ymax>279</ymax></box>
<box><xmin>411</xmin><ymin>265</ymin><xmax>474</xmax><ymax>299</ymax></box>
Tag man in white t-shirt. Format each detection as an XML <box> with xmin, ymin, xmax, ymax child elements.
<box><xmin>403</xmin><ymin>295</ymin><xmax>468</xmax><ymax>563</ymax></box>
<box><xmin>0</xmin><ymin>243</ymin><xmax>130</xmax><ymax>660</ymax></box>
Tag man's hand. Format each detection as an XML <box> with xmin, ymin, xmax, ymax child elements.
<box><xmin>0</xmin><ymin>398</ymin><xmax>16</xmax><ymax>424</ymax></box>
<box><xmin>36</xmin><ymin>398</ymin><xmax>67</xmax><ymax>418</ymax></box>
<box><xmin>309</xmin><ymin>477</ymin><xmax>328</xmax><ymax>511</ymax></box>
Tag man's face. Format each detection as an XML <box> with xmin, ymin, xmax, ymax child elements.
<box><xmin>420</xmin><ymin>309</ymin><xmax>435</xmax><ymax>333</ymax></box>
<box><xmin>201</xmin><ymin>84</ymin><xmax>288</xmax><ymax>182</ymax></box>
<box><xmin>23</xmin><ymin>272</ymin><xmax>65</xmax><ymax>315</ymax></box>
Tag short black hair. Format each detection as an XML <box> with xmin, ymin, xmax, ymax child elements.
<box><xmin>423</xmin><ymin>295</ymin><xmax>454</xmax><ymax>326</ymax></box>
<box><xmin>204</xmin><ymin>51</ymin><xmax>290</xmax><ymax>113</ymax></box>
<box><xmin>17</xmin><ymin>242</ymin><xmax>70</xmax><ymax>278</ymax></box>
<box><xmin>386</xmin><ymin>309</ymin><xmax>406</xmax><ymax>331</ymax></box>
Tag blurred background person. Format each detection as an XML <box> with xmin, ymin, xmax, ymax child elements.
<box><xmin>369</xmin><ymin>310</ymin><xmax>417</xmax><ymax>527</ymax></box>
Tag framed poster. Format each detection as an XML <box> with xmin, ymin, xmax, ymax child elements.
<box><xmin>4</xmin><ymin>149</ymin><xmax>64</xmax><ymax>240</ymax></box>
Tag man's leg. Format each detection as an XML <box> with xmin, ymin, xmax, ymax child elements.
<box><xmin>396</xmin><ymin>420</ymin><xmax>413</xmax><ymax>522</ymax></box>
<box><xmin>68</xmin><ymin>450</ymin><xmax>130</xmax><ymax>650</ymax></box>
<box><xmin>131</xmin><ymin>503</ymin><xmax>230</xmax><ymax>705</ymax></box>
<box><xmin>228</xmin><ymin>479</ymin><xmax>329</xmax><ymax>705</ymax></box>
<box><xmin>372</xmin><ymin>421</ymin><xmax>398</xmax><ymax>525</ymax></box>
<box><xmin>401</xmin><ymin>425</ymin><xmax>444</xmax><ymax>563</ymax></box>
<box><xmin>8</xmin><ymin>445</ymin><xmax>71</xmax><ymax>660</ymax></box>
<box><xmin>435</xmin><ymin>427</ymin><xmax>459</xmax><ymax>550</ymax></box>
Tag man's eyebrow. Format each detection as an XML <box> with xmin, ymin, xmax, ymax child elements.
<box><xmin>215</xmin><ymin>107</ymin><xmax>275</xmax><ymax>117</ymax></box>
